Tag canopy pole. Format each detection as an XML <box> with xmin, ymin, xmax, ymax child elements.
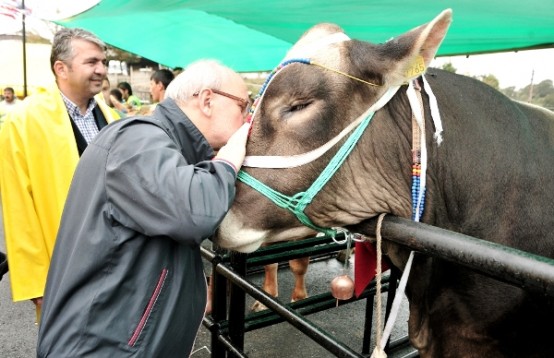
<box><xmin>22</xmin><ymin>0</ymin><xmax>28</xmax><ymax>98</ymax></box>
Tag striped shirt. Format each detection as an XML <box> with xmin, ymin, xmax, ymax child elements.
<box><xmin>61</xmin><ymin>92</ymin><xmax>99</xmax><ymax>144</ymax></box>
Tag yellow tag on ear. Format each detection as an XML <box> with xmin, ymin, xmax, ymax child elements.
<box><xmin>405</xmin><ymin>55</ymin><xmax>426</xmax><ymax>78</ymax></box>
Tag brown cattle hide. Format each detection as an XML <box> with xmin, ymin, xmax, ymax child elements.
<box><xmin>216</xmin><ymin>9</ymin><xmax>554</xmax><ymax>357</ymax></box>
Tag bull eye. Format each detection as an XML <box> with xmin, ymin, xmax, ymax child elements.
<box><xmin>289</xmin><ymin>102</ymin><xmax>310</xmax><ymax>112</ymax></box>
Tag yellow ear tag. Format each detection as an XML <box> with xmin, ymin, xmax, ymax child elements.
<box><xmin>405</xmin><ymin>55</ymin><xmax>426</xmax><ymax>78</ymax></box>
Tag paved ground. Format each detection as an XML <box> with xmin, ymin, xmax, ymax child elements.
<box><xmin>0</xmin><ymin>199</ymin><xmax>413</xmax><ymax>358</ymax></box>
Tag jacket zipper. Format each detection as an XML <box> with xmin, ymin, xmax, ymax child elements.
<box><xmin>128</xmin><ymin>268</ymin><xmax>168</xmax><ymax>347</ymax></box>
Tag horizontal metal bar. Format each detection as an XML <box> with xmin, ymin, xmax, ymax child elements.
<box><xmin>245</xmin><ymin>242</ymin><xmax>346</xmax><ymax>268</ymax></box>
<box><xmin>241</xmin><ymin>280</ymin><xmax>390</xmax><ymax>332</ymax></box>
<box><xmin>248</xmin><ymin>234</ymin><xmax>343</xmax><ymax>256</ymax></box>
<box><xmin>246</xmin><ymin>251</ymin><xmax>340</xmax><ymax>275</ymax></box>
<box><xmin>356</xmin><ymin>216</ymin><xmax>554</xmax><ymax>296</ymax></box>
<box><xmin>212</xmin><ymin>234</ymin><xmax>347</xmax><ymax>268</ymax></box>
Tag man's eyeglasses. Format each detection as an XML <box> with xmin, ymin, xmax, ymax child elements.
<box><xmin>194</xmin><ymin>88</ymin><xmax>251</xmax><ymax>117</ymax></box>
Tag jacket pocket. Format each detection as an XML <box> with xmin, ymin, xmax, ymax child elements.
<box><xmin>128</xmin><ymin>268</ymin><xmax>169</xmax><ymax>347</ymax></box>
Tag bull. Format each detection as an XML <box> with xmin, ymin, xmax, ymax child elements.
<box><xmin>215</xmin><ymin>9</ymin><xmax>554</xmax><ymax>357</ymax></box>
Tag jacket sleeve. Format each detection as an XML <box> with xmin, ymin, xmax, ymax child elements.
<box><xmin>104</xmin><ymin>123</ymin><xmax>236</xmax><ymax>245</ymax></box>
<box><xmin>0</xmin><ymin>115</ymin><xmax>50</xmax><ymax>301</ymax></box>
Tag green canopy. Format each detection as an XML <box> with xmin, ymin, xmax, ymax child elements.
<box><xmin>57</xmin><ymin>0</ymin><xmax>554</xmax><ymax>72</ymax></box>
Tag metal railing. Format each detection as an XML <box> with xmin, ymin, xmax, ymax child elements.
<box><xmin>202</xmin><ymin>215</ymin><xmax>554</xmax><ymax>357</ymax></box>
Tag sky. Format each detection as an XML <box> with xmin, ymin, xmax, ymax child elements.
<box><xmin>431</xmin><ymin>49</ymin><xmax>554</xmax><ymax>90</ymax></box>
<box><xmin>1</xmin><ymin>0</ymin><xmax>552</xmax><ymax>90</ymax></box>
<box><xmin>17</xmin><ymin>0</ymin><xmax>99</xmax><ymax>21</ymax></box>
<box><xmin>0</xmin><ymin>0</ymin><xmax>99</xmax><ymax>41</ymax></box>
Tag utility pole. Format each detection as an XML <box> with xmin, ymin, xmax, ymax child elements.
<box><xmin>527</xmin><ymin>69</ymin><xmax>534</xmax><ymax>102</ymax></box>
<box><xmin>22</xmin><ymin>0</ymin><xmax>28</xmax><ymax>97</ymax></box>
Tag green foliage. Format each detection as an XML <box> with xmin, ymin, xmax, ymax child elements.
<box><xmin>477</xmin><ymin>74</ymin><xmax>500</xmax><ymax>90</ymax></box>
<box><xmin>500</xmin><ymin>79</ymin><xmax>554</xmax><ymax>110</ymax></box>
<box><xmin>106</xmin><ymin>45</ymin><xmax>143</xmax><ymax>64</ymax></box>
<box><xmin>441</xmin><ymin>62</ymin><xmax>457</xmax><ymax>73</ymax></box>
<box><xmin>452</xmin><ymin>70</ymin><xmax>554</xmax><ymax>111</ymax></box>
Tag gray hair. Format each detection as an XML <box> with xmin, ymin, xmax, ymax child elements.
<box><xmin>50</xmin><ymin>27</ymin><xmax>106</xmax><ymax>74</ymax></box>
<box><xmin>165</xmin><ymin>59</ymin><xmax>238</xmax><ymax>103</ymax></box>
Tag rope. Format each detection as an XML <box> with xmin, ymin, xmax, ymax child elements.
<box><xmin>421</xmin><ymin>75</ymin><xmax>443</xmax><ymax>145</ymax></box>
<box><xmin>407</xmin><ymin>80</ymin><xmax>427</xmax><ymax>221</ymax></box>
<box><xmin>311</xmin><ymin>61</ymin><xmax>381</xmax><ymax>87</ymax></box>
<box><xmin>371</xmin><ymin>213</ymin><xmax>387</xmax><ymax>358</ymax></box>
<box><xmin>371</xmin><ymin>214</ymin><xmax>416</xmax><ymax>357</ymax></box>
<box><xmin>370</xmin><ymin>81</ymin><xmax>427</xmax><ymax>356</ymax></box>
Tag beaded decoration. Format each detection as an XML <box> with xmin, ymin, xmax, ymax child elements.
<box><xmin>411</xmin><ymin>150</ymin><xmax>426</xmax><ymax>221</ymax></box>
<box><xmin>246</xmin><ymin>58</ymin><xmax>311</xmax><ymax>124</ymax></box>
<box><xmin>407</xmin><ymin>78</ymin><xmax>430</xmax><ymax>222</ymax></box>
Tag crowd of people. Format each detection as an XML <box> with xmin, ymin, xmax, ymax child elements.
<box><xmin>0</xmin><ymin>26</ymin><xmax>252</xmax><ymax>357</ymax></box>
<box><xmin>0</xmin><ymin>56</ymin><xmax>180</xmax><ymax>127</ymax></box>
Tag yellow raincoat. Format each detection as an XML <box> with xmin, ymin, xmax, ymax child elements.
<box><xmin>0</xmin><ymin>84</ymin><xmax>118</xmax><ymax>302</ymax></box>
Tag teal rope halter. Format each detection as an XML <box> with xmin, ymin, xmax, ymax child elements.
<box><xmin>238</xmin><ymin>110</ymin><xmax>375</xmax><ymax>237</ymax></box>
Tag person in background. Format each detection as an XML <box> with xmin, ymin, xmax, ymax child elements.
<box><xmin>146</xmin><ymin>68</ymin><xmax>175</xmax><ymax>114</ymax></box>
<box><xmin>0</xmin><ymin>27</ymin><xmax>118</xmax><ymax>323</ymax></box>
<box><xmin>0</xmin><ymin>87</ymin><xmax>20</xmax><ymax>126</ymax></box>
<box><xmin>108</xmin><ymin>88</ymin><xmax>127</xmax><ymax>117</ymax></box>
<box><xmin>117</xmin><ymin>81</ymin><xmax>142</xmax><ymax>113</ymax></box>
<box><xmin>37</xmin><ymin>59</ymin><xmax>251</xmax><ymax>357</ymax></box>
<box><xmin>98</xmin><ymin>77</ymin><xmax>121</xmax><ymax>119</ymax></box>
<box><xmin>100</xmin><ymin>77</ymin><xmax>111</xmax><ymax>103</ymax></box>
<box><xmin>172</xmin><ymin>66</ymin><xmax>183</xmax><ymax>76</ymax></box>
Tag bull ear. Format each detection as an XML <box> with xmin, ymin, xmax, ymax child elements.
<box><xmin>385</xmin><ymin>9</ymin><xmax>453</xmax><ymax>85</ymax></box>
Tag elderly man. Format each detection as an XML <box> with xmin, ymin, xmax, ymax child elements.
<box><xmin>38</xmin><ymin>59</ymin><xmax>250</xmax><ymax>357</ymax></box>
<box><xmin>0</xmin><ymin>28</ymin><xmax>118</xmax><ymax>322</ymax></box>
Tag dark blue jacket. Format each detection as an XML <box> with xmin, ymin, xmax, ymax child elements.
<box><xmin>37</xmin><ymin>98</ymin><xmax>237</xmax><ymax>357</ymax></box>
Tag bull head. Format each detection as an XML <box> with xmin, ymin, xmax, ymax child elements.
<box><xmin>216</xmin><ymin>10</ymin><xmax>452</xmax><ymax>253</ymax></box>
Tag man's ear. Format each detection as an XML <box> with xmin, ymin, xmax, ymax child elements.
<box><xmin>53</xmin><ymin>60</ymin><xmax>68</xmax><ymax>79</ymax></box>
<box><xmin>197</xmin><ymin>88</ymin><xmax>213</xmax><ymax>116</ymax></box>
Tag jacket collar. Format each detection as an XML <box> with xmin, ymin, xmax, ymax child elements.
<box><xmin>152</xmin><ymin>98</ymin><xmax>215</xmax><ymax>162</ymax></box>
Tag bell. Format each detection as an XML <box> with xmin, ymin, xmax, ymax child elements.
<box><xmin>330</xmin><ymin>274</ymin><xmax>354</xmax><ymax>300</ymax></box>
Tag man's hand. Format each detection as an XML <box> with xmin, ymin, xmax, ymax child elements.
<box><xmin>214</xmin><ymin>122</ymin><xmax>251</xmax><ymax>171</ymax></box>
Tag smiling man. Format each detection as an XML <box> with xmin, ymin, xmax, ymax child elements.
<box><xmin>0</xmin><ymin>27</ymin><xmax>118</xmax><ymax>322</ymax></box>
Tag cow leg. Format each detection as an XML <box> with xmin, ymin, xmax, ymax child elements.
<box><xmin>251</xmin><ymin>263</ymin><xmax>279</xmax><ymax>312</ymax></box>
<box><xmin>289</xmin><ymin>256</ymin><xmax>310</xmax><ymax>302</ymax></box>
<box><xmin>251</xmin><ymin>257</ymin><xmax>311</xmax><ymax>311</ymax></box>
